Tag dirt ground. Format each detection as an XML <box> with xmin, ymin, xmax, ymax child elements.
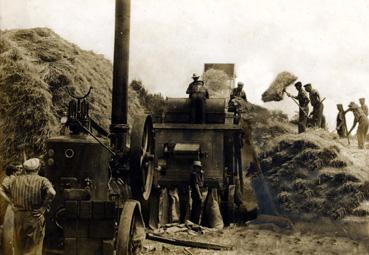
<box><xmin>142</xmin><ymin>224</ymin><xmax>369</xmax><ymax>255</ymax></box>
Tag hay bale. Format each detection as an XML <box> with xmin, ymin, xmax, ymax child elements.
<box><xmin>262</xmin><ymin>71</ymin><xmax>297</xmax><ymax>102</ymax></box>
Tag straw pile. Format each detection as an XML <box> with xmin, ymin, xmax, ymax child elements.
<box><xmin>237</xmin><ymin>99</ymin><xmax>369</xmax><ymax>221</ymax></box>
<box><xmin>0</xmin><ymin>28</ymin><xmax>148</xmax><ymax>220</ymax></box>
<box><xmin>0</xmin><ymin>28</ymin><xmax>145</xmax><ymax>167</ymax></box>
<box><xmin>259</xmin><ymin>130</ymin><xmax>369</xmax><ymax>220</ymax></box>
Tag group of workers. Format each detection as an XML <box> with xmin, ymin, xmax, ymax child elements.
<box><xmin>187</xmin><ymin>72</ymin><xmax>369</xmax><ymax>149</ymax></box>
<box><xmin>0</xmin><ymin>158</ymin><xmax>55</xmax><ymax>255</ymax></box>
<box><xmin>285</xmin><ymin>82</ymin><xmax>325</xmax><ymax>133</ymax></box>
<box><xmin>3</xmin><ymin>73</ymin><xmax>368</xmax><ymax>254</ymax></box>
<box><xmin>336</xmin><ymin>98</ymin><xmax>369</xmax><ymax>149</ymax></box>
<box><xmin>168</xmin><ymin>74</ymin><xmax>248</xmax><ymax>226</ymax></box>
<box><xmin>286</xmin><ymin>80</ymin><xmax>369</xmax><ymax>149</ymax></box>
<box><xmin>186</xmin><ymin>73</ymin><xmax>248</xmax><ymax>123</ymax></box>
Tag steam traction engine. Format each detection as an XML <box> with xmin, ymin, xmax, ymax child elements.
<box><xmin>43</xmin><ymin>0</ymin><xmax>153</xmax><ymax>254</ymax></box>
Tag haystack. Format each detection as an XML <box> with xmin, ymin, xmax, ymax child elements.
<box><xmin>259</xmin><ymin>130</ymin><xmax>369</xmax><ymax>220</ymax></box>
<box><xmin>0</xmin><ymin>28</ymin><xmax>145</xmax><ymax>221</ymax></box>
<box><xmin>238</xmin><ymin>100</ymin><xmax>369</xmax><ymax>221</ymax></box>
<box><xmin>0</xmin><ymin>28</ymin><xmax>145</xmax><ymax>166</ymax></box>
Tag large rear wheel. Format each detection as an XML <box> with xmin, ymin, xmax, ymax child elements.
<box><xmin>130</xmin><ymin>115</ymin><xmax>155</xmax><ymax>201</ymax></box>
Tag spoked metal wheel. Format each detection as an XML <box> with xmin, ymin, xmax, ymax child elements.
<box><xmin>116</xmin><ymin>200</ymin><xmax>145</xmax><ymax>255</ymax></box>
<box><xmin>140</xmin><ymin>187</ymin><xmax>161</xmax><ymax>230</ymax></box>
<box><xmin>130</xmin><ymin>115</ymin><xmax>154</xmax><ymax>201</ymax></box>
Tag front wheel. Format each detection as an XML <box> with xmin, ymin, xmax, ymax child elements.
<box><xmin>116</xmin><ymin>200</ymin><xmax>145</xmax><ymax>255</ymax></box>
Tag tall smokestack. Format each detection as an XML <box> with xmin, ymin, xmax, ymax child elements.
<box><xmin>110</xmin><ymin>0</ymin><xmax>131</xmax><ymax>151</ymax></box>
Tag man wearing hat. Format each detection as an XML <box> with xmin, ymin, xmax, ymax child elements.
<box><xmin>230</xmin><ymin>81</ymin><xmax>247</xmax><ymax>102</ymax></box>
<box><xmin>186</xmin><ymin>73</ymin><xmax>209</xmax><ymax>123</ymax></box>
<box><xmin>0</xmin><ymin>158</ymin><xmax>56</xmax><ymax>255</ymax></box>
<box><xmin>186</xmin><ymin>73</ymin><xmax>206</xmax><ymax>97</ymax></box>
<box><xmin>359</xmin><ymin>98</ymin><xmax>368</xmax><ymax>116</ymax></box>
<box><xmin>304</xmin><ymin>84</ymin><xmax>324</xmax><ymax>128</ymax></box>
<box><xmin>347</xmin><ymin>102</ymin><xmax>369</xmax><ymax>149</ymax></box>
<box><xmin>286</xmin><ymin>81</ymin><xmax>310</xmax><ymax>133</ymax></box>
<box><xmin>190</xmin><ymin>160</ymin><xmax>205</xmax><ymax>224</ymax></box>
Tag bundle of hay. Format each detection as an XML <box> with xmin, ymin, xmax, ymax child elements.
<box><xmin>262</xmin><ymin>71</ymin><xmax>297</xmax><ymax>102</ymax></box>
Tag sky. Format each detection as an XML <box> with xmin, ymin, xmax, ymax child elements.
<box><xmin>2</xmin><ymin>0</ymin><xmax>369</xmax><ymax>129</ymax></box>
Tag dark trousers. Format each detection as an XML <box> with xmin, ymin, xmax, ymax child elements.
<box><xmin>190</xmin><ymin>96</ymin><xmax>206</xmax><ymax>123</ymax></box>
<box><xmin>178</xmin><ymin>186</ymin><xmax>190</xmax><ymax>223</ymax></box>
<box><xmin>337</xmin><ymin>121</ymin><xmax>347</xmax><ymax>138</ymax></box>
<box><xmin>298</xmin><ymin>106</ymin><xmax>309</xmax><ymax>133</ymax></box>
<box><xmin>190</xmin><ymin>193</ymin><xmax>202</xmax><ymax>224</ymax></box>
<box><xmin>311</xmin><ymin>104</ymin><xmax>324</xmax><ymax>128</ymax></box>
<box><xmin>14</xmin><ymin>211</ymin><xmax>45</xmax><ymax>255</ymax></box>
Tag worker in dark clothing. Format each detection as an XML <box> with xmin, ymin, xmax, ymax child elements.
<box><xmin>190</xmin><ymin>160</ymin><xmax>204</xmax><ymax>224</ymax></box>
<box><xmin>336</xmin><ymin>104</ymin><xmax>348</xmax><ymax>138</ymax></box>
<box><xmin>228</xmin><ymin>82</ymin><xmax>247</xmax><ymax>113</ymax></box>
<box><xmin>186</xmin><ymin>73</ymin><xmax>204</xmax><ymax>96</ymax></box>
<box><xmin>286</xmin><ymin>81</ymin><xmax>310</xmax><ymax>133</ymax></box>
<box><xmin>4</xmin><ymin>163</ymin><xmax>21</xmax><ymax>177</ymax></box>
<box><xmin>304</xmin><ymin>83</ymin><xmax>324</xmax><ymax>128</ymax></box>
<box><xmin>186</xmin><ymin>73</ymin><xmax>209</xmax><ymax>123</ymax></box>
<box><xmin>0</xmin><ymin>158</ymin><xmax>56</xmax><ymax>255</ymax></box>
<box><xmin>230</xmin><ymin>82</ymin><xmax>247</xmax><ymax>102</ymax></box>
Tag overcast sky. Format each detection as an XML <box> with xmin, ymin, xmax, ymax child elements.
<box><xmin>2</xmin><ymin>0</ymin><xmax>369</xmax><ymax>129</ymax></box>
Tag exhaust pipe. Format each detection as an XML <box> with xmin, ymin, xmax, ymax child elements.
<box><xmin>110</xmin><ymin>0</ymin><xmax>131</xmax><ymax>151</ymax></box>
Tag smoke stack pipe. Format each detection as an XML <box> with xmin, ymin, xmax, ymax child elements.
<box><xmin>110</xmin><ymin>0</ymin><xmax>130</xmax><ymax>151</ymax></box>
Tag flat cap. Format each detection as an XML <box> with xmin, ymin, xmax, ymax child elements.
<box><xmin>23</xmin><ymin>158</ymin><xmax>40</xmax><ymax>172</ymax></box>
<box><xmin>348</xmin><ymin>102</ymin><xmax>359</xmax><ymax>109</ymax></box>
<box><xmin>294</xmin><ymin>81</ymin><xmax>302</xmax><ymax>87</ymax></box>
<box><xmin>303</xmin><ymin>83</ymin><xmax>312</xmax><ymax>87</ymax></box>
<box><xmin>237</xmin><ymin>82</ymin><xmax>244</xmax><ymax>87</ymax></box>
<box><xmin>193</xmin><ymin>160</ymin><xmax>202</xmax><ymax>167</ymax></box>
<box><xmin>192</xmin><ymin>73</ymin><xmax>200</xmax><ymax>79</ymax></box>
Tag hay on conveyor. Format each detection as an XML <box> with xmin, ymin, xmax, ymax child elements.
<box><xmin>203</xmin><ymin>68</ymin><xmax>231</xmax><ymax>98</ymax></box>
<box><xmin>0</xmin><ymin>28</ymin><xmax>144</xmax><ymax>167</ymax></box>
<box><xmin>262</xmin><ymin>71</ymin><xmax>297</xmax><ymax>102</ymax></box>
